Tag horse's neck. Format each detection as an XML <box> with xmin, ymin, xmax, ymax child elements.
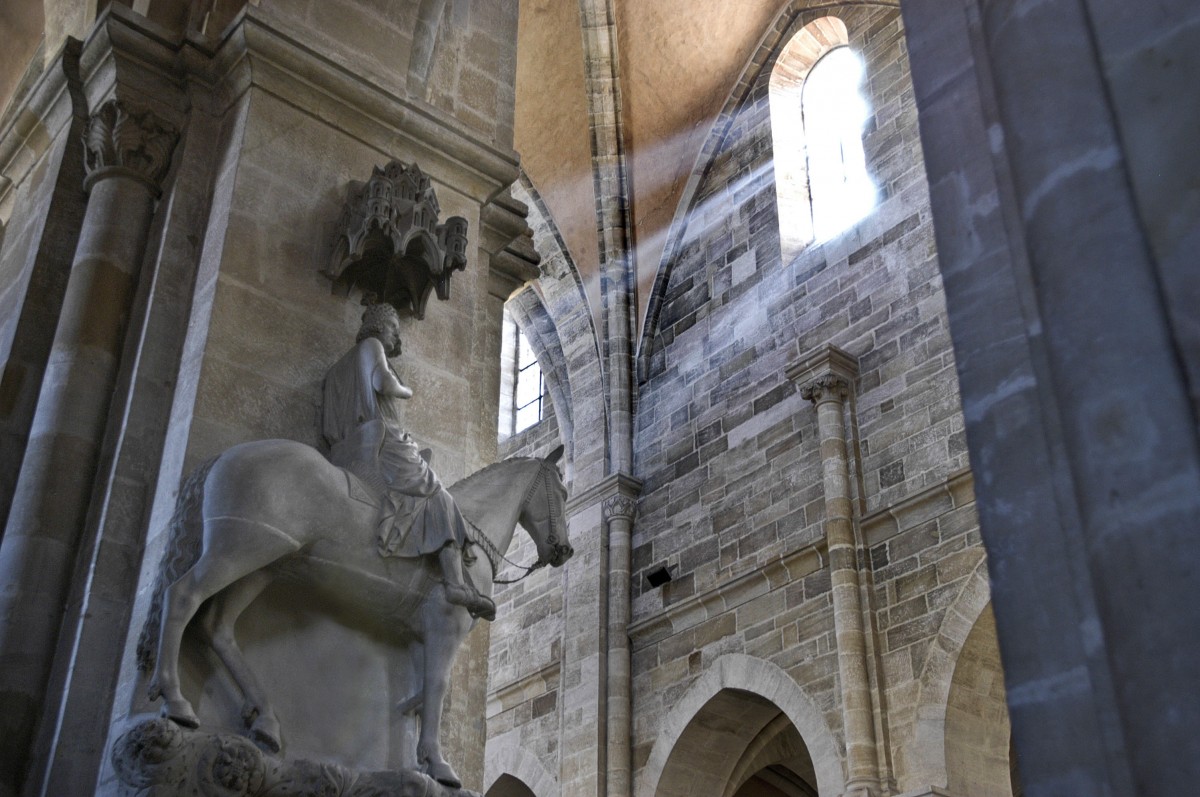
<box><xmin>452</xmin><ymin>461</ymin><xmax>534</xmax><ymax>564</ymax></box>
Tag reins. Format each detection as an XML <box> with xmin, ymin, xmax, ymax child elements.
<box><xmin>464</xmin><ymin>461</ymin><xmax>555</xmax><ymax>585</ymax></box>
<box><xmin>466</xmin><ymin>522</ymin><xmax>546</xmax><ymax>584</ymax></box>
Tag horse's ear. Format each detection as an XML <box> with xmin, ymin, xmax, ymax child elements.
<box><xmin>545</xmin><ymin>445</ymin><xmax>564</xmax><ymax>465</ymax></box>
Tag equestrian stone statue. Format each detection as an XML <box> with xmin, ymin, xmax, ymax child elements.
<box><xmin>132</xmin><ymin>306</ymin><xmax>573</xmax><ymax>792</ymax></box>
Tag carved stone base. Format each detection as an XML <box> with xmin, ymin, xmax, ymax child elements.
<box><xmin>111</xmin><ymin>719</ymin><xmax>482</xmax><ymax>797</ymax></box>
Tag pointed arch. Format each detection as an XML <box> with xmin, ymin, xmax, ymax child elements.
<box><xmin>902</xmin><ymin>555</ymin><xmax>993</xmax><ymax>790</ymax></box>
<box><xmin>636</xmin><ymin>0</ymin><xmax>900</xmax><ymax>382</ymax></box>
<box><xmin>637</xmin><ymin>654</ymin><xmax>845</xmax><ymax>797</ymax></box>
<box><xmin>507</xmin><ymin>287</ymin><xmax>573</xmax><ymax>455</ymax></box>
<box><xmin>511</xmin><ymin>172</ymin><xmax>608</xmax><ymax>487</ymax></box>
<box><xmin>485</xmin><ymin>735</ymin><xmax>559</xmax><ymax>797</ymax></box>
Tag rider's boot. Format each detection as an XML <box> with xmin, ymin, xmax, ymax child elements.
<box><xmin>439</xmin><ymin>544</ymin><xmax>496</xmax><ymax>621</ymax></box>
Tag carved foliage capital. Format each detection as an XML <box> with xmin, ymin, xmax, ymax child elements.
<box><xmin>800</xmin><ymin>373</ymin><xmax>849</xmax><ymax>405</ymax></box>
<box><xmin>602</xmin><ymin>493</ymin><xmax>637</xmax><ymax>522</ymax></box>
<box><xmin>83</xmin><ymin>100</ymin><xmax>178</xmax><ymax>194</ymax></box>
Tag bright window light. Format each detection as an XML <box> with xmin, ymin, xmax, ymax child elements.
<box><xmin>803</xmin><ymin>47</ymin><xmax>876</xmax><ymax>241</ymax></box>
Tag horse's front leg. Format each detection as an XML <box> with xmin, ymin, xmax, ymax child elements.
<box><xmin>417</xmin><ymin>599</ymin><xmax>471</xmax><ymax>789</ymax></box>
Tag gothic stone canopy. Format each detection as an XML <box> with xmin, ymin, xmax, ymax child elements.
<box><xmin>326</xmin><ymin>161</ymin><xmax>469</xmax><ymax>319</ymax></box>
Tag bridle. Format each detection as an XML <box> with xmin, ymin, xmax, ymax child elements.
<box><xmin>465</xmin><ymin>460</ymin><xmax>562</xmax><ymax>585</ymax></box>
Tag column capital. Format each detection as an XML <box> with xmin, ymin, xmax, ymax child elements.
<box><xmin>800</xmin><ymin>373</ymin><xmax>850</xmax><ymax>404</ymax></box>
<box><xmin>83</xmin><ymin>99</ymin><xmax>178</xmax><ymax>195</ymax></box>
<box><xmin>566</xmin><ymin>471</ymin><xmax>642</xmax><ymax>518</ymax></box>
<box><xmin>787</xmin><ymin>344</ymin><xmax>859</xmax><ymax>405</ymax></box>
<box><xmin>602</xmin><ymin>492</ymin><xmax>637</xmax><ymax>522</ymax></box>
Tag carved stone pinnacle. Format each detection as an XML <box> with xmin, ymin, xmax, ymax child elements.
<box><xmin>800</xmin><ymin>373</ymin><xmax>849</xmax><ymax>404</ymax></box>
<box><xmin>326</xmin><ymin>160</ymin><xmax>470</xmax><ymax>319</ymax></box>
<box><xmin>83</xmin><ymin>100</ymin><xmax>178</xmax><ymax>194</ymax></box>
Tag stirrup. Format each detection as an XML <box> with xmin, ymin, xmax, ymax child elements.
<box><xmin>444</xmin><ymin>582</ymin><xmax>496</xmax><ymax>621</ymax></box>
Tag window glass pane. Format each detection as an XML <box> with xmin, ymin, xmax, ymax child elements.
<box><xmin>516</xmin><ymin>365</ymin><xmax>541</xmax><ymax>408</ymax></box>
<box><xmin>803</xmin><ymin>46</ymin><xmax>875</xmax><ymax>241</ymax></box>
<box><xmin>515</xmin><ymin>401</ymin><xmax>541</xmax><ymax>433</ymax></box>
<box><xmin>517</xmin><ymin>330</ymin><xmax>536</xmax><ymax>369</ymax></box>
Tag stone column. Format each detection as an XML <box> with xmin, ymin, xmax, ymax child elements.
<box><xmin>578</xmin><ymin>0</ymin><xmax>636</xmax><ymax>475</ymax></box>
<box><xmin>789</xmin><ymin>346</ymin><xmax>880</xmax><ymax>797</ymax></box>
<box><xmin>559</xmin><ymin>472</ymin><xmax>640</xmax><ymax>797</ymax></box>
<box><xmin>0</xmin><ymin>98</ymin><xmax>176</xmax><ymax>795</ymax></box>
<box><xmin>602</xmin><ymin>482</ymin><xmax>639</xmax><ymax>797</ymax></box>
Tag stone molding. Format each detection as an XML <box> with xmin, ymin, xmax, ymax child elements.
<box><xmin>786</xmin><ymin>343</ymin><xmax>860</xmax><ymax>403</ymax></box>
<box><xmin>228</xmin><ymin>10</ymin><xmax>519</xmax><ymax>200</ymax></box>
<box><xmin>628</xmin><ymin>541</ymin><xmax>826</xmax><ymax>649</ymax></box>
<box><xmin>861</xmin><ymin>468</ymin><xmax>975</xmax><ymax>547</ymax></box>
<box><xmin>481</xmin><ymin>194</ymin><xmax>539</xmax><ymax>300</ymax></box>
<box><xmin>894</xmin><ymin>787</ymin><xmax>960</xmax><ymax>797</ymax></box>
<box><xmin>564</xmin><ymin>471</ymin><xmax>642</xmax><ymax>516</ymax></box>
<box><xmin>82</xmin><ymin>99</ymin><xmax>179</xmax><ymax>195</ymax></box>
<box><xmin>0</xmin><ymin>4</ymin><xmax>522</xmax><ymax>208</ymax></box>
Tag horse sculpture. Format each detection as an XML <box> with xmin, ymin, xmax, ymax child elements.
<box><xmin>137</xmin><ymin>440</ymin><xmax>572</xmax><ymax>789</ymax></box>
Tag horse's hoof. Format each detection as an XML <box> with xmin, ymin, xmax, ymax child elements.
<box><xmin>161</xmin><ymin>701</ymin><xmax>200</xmax><ymax>729</ymax></box>
<box><xmin>426</xmin><ymin>760</ymin><xmax>461</xmax><ymax>789</ymax></box>
<box><xmin>250</xmin><ymin>725</ymin><xmax>281</xmax><ymax>755</ymax></box>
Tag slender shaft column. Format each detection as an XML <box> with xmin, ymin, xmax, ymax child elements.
<box><xmin>578</xmin><ymin>0</ymin><xmax>635</xmax><ymax>475</ymax></box>
<box><xmin>790</xmin><ymin>347</ymin><xmax>879</xmax><ymax>797</ymax></box>
<box><xmin>0</xmin><ymin>99</ymin><xmax>176</xmax><ymax>795</ymax></box>
<box><xmin>602</xmin><ymin>486</ymin><xmax>638</xmax><ymax>797</ymax></box>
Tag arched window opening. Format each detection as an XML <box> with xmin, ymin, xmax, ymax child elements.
<box><xmin>515</xmin><ymin>327</ymin><xmax>544</xmax><ymax>433</ymax></box>
<box><xmin>803</xmin><ymin>46</ymin><xmax>875</xmax><ymax>241</ymax></box>
<box><xmin>498</xmin><ymin>307</ymin><xmax>545</xmax><ymax>441</ymax></box>
<box><xmin>770</xmin><ymin>17</ymin><xmax>876</xmax><ymax>260</ymax></box>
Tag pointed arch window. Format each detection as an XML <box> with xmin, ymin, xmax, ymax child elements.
<box><xmin>498</xmin><ymin>307</ymin><xmax>545</xmax><ymax>440</ymax></box>
<box><xmin>770</xmin><ymin>17</ymin><xmax>876</xmax><ymax>259</ymax></box>
<box><xmin>514</xmin><ymin>328</ymin><xmax>544</xmax><ymax>433</ymax></box>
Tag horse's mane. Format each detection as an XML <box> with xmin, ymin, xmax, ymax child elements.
<box><xmin>449</xmin><ymin>456</ymin><xmax>542</xmax><ymax>532</ymax></box>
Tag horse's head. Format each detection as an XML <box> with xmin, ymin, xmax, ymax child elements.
<box><xmin>518</xmin><ymin>445</ymin><xmax>573</xmax><ymax>568</ymax></box>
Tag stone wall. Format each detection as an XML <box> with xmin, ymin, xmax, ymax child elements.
<box><xmin>0</xmin><ymin>4</ymin><xmax>526</xmax><ymax>793</ymax></box>
<box><xmin>488</xmin><ymin>408</ymin><xmax>566</xmax><ymax>786</ymax></box>
<box><xmin>485</xmin><ymin>6</ymin><xmax>1010</xmax><ymax>797</ymax></box>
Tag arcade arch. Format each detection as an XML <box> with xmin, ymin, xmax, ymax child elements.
<box><xmin>639</xmin><ymin>655</ymin><xmax>843</xmax><ymax>797</ymax></box>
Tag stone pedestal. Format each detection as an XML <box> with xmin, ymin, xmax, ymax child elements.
<box><xmin>111</xmin><ymin>719</ymin><xmax>482</xmax><ymax>797</ymax></box>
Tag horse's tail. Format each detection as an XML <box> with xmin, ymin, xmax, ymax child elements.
<box><xmin>136</xmin><ymin>457</ymin><xmax>217</xmax><ymax>672</ymax></box>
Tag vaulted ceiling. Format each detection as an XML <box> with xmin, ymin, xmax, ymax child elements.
<box><xmin>515</xmin><ymin>0</ymin><xmax>796</xmax><ymax>336</ymax></box>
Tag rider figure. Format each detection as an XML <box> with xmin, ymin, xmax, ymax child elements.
<box><xmin>322</xmin><ymin>302</ymin><xmax>496</xmax><ymax>621</ymax></box>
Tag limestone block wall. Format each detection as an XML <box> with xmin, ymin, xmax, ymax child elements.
<box><xmin>630</xmin><ymin>6</ymin><xmax>981</xmax><ymax>791</ymax></box>
<box><xmin>487</xmin><ymin>409</ymin><xmax>566</xmax><ymax>784</ymax></box>
<box><xmin>484</xmin><ymin>7</ymin><xmax>1011</xmax><ymax>797</ymax></box>
<box><xmin>248</xmin><ymin>0</ymin><xmax>519</xmax><ymax>148</ymax></box>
